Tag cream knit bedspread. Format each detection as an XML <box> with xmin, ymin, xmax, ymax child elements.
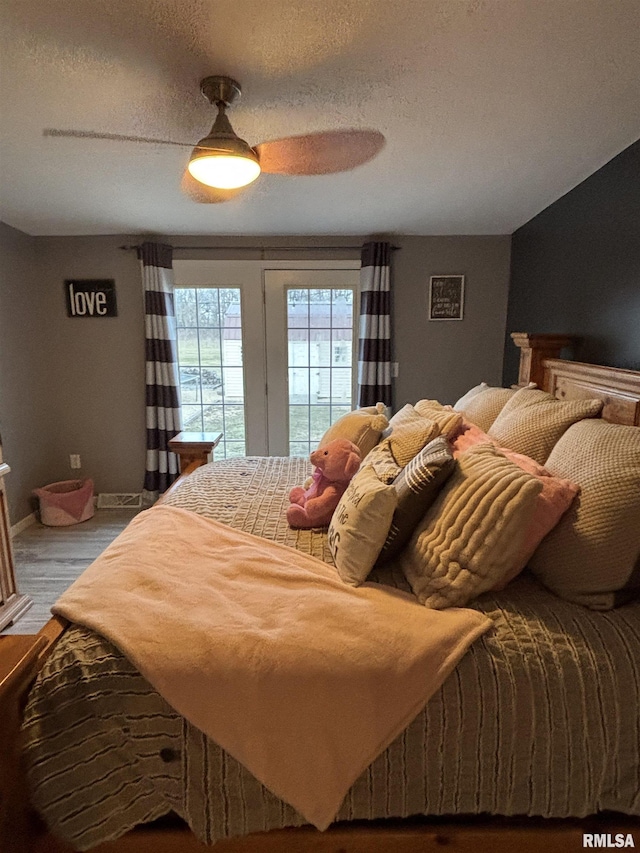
<box><xmin>50</xmin><ymin>503</ymin><xmax>490</xmax><ymax>831</ymax></box>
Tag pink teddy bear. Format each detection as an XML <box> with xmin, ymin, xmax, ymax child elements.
<box><xmin>287</xmin><ymin>438</ymin><xmax>361</xmax><ymax>529</ymax></box>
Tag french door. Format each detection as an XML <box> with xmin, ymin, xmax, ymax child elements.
<box><xmin>173</xmin><ymin>260</ymin><xmax>360</xmax><ymax>457</ymax></box>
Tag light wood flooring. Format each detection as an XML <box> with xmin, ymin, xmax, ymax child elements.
<box><xmin>3</xmin><ymin>509</ymin><xmax>139</xmax><ymax>635</ymax></box>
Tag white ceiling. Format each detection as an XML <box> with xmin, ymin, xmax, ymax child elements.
<box><xmin>1</xmin><ymin>0</ymin><xmax>639</xmax><ymax>237</ymax></box>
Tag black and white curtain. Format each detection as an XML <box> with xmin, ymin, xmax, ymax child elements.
<box><xmin>139</xmin><ymin>242</ymin><xmax>182</xmax><ymax>505</ymax></box>
<box><xmin>357</xmin><ymin>241</ymin><xmax>392</xmax><ymax>408</ymax></box>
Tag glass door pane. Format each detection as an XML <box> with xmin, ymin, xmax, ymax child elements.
<box><xmin>287</xmin><ymin>288</ymin><xmax>355</xmax><ymax>457</ymax></box>
<box><xmin>175</xmin><ymin>287</ymin><xmax>246</xmax><ymax>459</ymax></box>
<box><xmin>264</xmin><ymin>267</ymin><xmax>360</xmax><ymax>457</ymax></box>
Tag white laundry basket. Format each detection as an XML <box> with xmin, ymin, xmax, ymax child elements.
<box><xmin>33</xmin><ymin>479</ymin><xmax>95</xmax><ymax>527</ymax></box>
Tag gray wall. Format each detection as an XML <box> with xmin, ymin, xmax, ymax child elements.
<box><xmin>504</xmin><ymin>138</ymin><xmax>640</xmax><ymax>385</ymax></box>
<box><xmin>0</xmin><ymin>223</ymin><xmax>56</xmax><ymax>521</ymax></box>
<box><xmin>0</xmin><ymin>230</ymin><xmax>511</xmax><ymax>523</ymax></box>
<box><xmin>33</xmin><ymin>236</ymin><xmax>147</xmax><ymax>499</ymax></box>
<box><xmin>393</xmin><ymin>236</ymin><xmax>512</xmax><ymax>406</ymax></box>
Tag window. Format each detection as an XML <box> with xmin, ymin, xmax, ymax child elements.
<box><xmin>175</xmin><ymin>287</ymin><xmax>246</xmax><ymax>459</ymax></box>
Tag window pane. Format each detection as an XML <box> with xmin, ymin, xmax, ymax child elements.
<box><xmin>222</xmin><ymin>367</ymin><xmax>244</xmax><ymax>401</ymax></box>
<box><xmin>175</xmin><ymin>288</ymin><xmax>197</xmax><ymax>327</ymax></box>
<box><xmin>224</xmin><ymin>442</ymin><xmax>246</xmax><ymax>459</ymax></box>
<box><xmin>182</xmin><ymin>405</ymin><xmax>203</xmax><ymax>431</ymax></box>
<box><xmin>331</xmin><ymin>290</ymin><xmax>353</xmax><ymax>328</ymax></box>
<box><xmin>196</xmin><ymin>289</ymin><xmax>221</xmax><ymax>327</ymax></box>
<box><xmin>285</xmin><ymin>286</ymin><xmax>356</xmax><ymax>456</ymax></box>
<box><xmin>289</xmin><ymin>367</ymin><xmax>309</xmax><ymax>404</ymax></box>
<box><xmin>201</xmin><ymin>367</ymin><xmax>222</xmax><ymax>403</ymax></box>
<box><xmin>310</xmin><ymin>406</ymin><xmax>331</xmax><ymax>441</ymax></box>
<box><xmin>202</xmin><ymin>404</ymin><xmax>223</xmax><ymax>432</ymax></box>
<box><xmin>332</xmin><ymin>339</ymin><xmax>352</xmax><ymax>366</ymax></box>
<box><xmin>290</xmin><ymin>441</ymin><xmax>311</xmax><ymax>458</ymax></box>
<box><xmin>330</xmin><ymin>405</ymin><xmax>351</xmax><ymax>422</ymax></box>
<box><xmin>222</xmin><ymin>405</ymin><xmax>246</xmax><ymax>442</ymax></box>
<box><xmin>178</xmin><ymin>328</ymin><xmax>199</xmax><ymax>366</ymax></box>
<box><xmin>288</xmin><ymin>291</ymin><xmax>308</xmax><ymax>327</ymax></box>
<box><xmin>176</xmin><ymin>286</ymin><xmax>244</xmax><ymax>460</ymax></box>
<box><xmin>198</xmin><ymin>328</ymin><xmax>221</xmax><ymax>365</ymax></box>
<box><xmin>288</xmin><ymin>328</ymin><xmax>309</xmax><ymax>367</ymax></box>
<box><xmin>289</xmin><ymin>406</ymin><xmax>309</xmax><ymax>441</ymax></box>
<box><xmin>309</xmin><ymin>290</ymin><xmax>332</xmax><ymax>328</ymax></box>
<box><xmin>330</xmin><ymin>368</ymin><xmax>351</xmax><ymax>403</ymax></box>
<box><xmin>310</xmin><ymin>339</ymin><xmax>330</xmax><ymax>367</ymax></box>
<box><xmin>180</xmin><ymin>367</ymin><xmax>200</xmax><ymax>403</ymax></box>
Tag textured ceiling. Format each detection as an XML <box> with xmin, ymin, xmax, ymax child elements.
<box><xmin>1</xmin><ymin>0</ymin><xmax>639</xmax><ymax>237</ymax></box>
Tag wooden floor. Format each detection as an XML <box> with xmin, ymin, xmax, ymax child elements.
<box><xmin>3</xmin><ymin>509</ymin><xmax>139</xmax><ymax>635</ymax></box>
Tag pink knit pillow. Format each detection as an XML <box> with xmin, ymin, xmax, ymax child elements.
<box><xmin>450</xmin><ymin>421</ymin><xmax>498</xmax><ymax>455</ymax></box>
<box><xmin>451</xmin><ymin>421</ymin><xmax>579</xmax><ymax>589</ymax></box>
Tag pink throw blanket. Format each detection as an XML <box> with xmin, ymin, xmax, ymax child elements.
<box><xmin>53</xmin><ymin>505</ymin><xmax>492</xmax><ymax>829</ymax></box>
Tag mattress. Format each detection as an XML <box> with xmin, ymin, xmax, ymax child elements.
<box><xmin>22</xmin><ymin>457</ymin><xmax>640</xmax><ymax>850</ymax></box>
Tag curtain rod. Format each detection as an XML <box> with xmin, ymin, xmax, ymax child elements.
<box><xmin>119</xmin><ymin>243</ymin><xmax>400</xmax><ymax>252</ymax></box>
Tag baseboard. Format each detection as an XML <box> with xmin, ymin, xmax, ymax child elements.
<box><xmin>10</xmin><ymin>512</ymin><xmax>37</xmax><ymax>538</ymax></box>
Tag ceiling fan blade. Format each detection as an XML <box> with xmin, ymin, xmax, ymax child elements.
<box><xmin>44</xmin><ymin>128</ymin><xmax>195</xmax><ymax>148</ymax></box>
<box><xmin>180</xmin><ymin>170</ymin><xmax>244</xmax><ymax>203</ymax></box>
<box><xmin>255</xmin><ymin>130</ymin><xmax>385</xmax><ymax>176</ymax></box>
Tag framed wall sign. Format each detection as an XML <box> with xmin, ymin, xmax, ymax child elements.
<box><xmin>428</xmin><ymin>275</ymin><xmax>465</xmax><ymax>321</ymax></box>
<box><xmin>65</xmin><ymin>279</ymin><xmax>118</xmax><ymax>317</ymax></box>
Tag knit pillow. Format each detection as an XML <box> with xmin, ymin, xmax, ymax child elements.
<box><xmin>368</xmin><ymin>405</ymin><xmax>442</xmax><ymax>483</ymax></box>
<box><xmin>487</xmin><ymin>387</ymin><xmax>603</xmax><ymax>464</ymax></box>
<box><xmin>319</xmin><ymin>403</ymin><xmax>389</xmax><ymax>459</ymax></box>
<box><xmin>453</xmin><ymin>385</ymin><xmax>522</xmax><ymax>432</ymax></box>
<box><xmin>399</xmin><ymin>445</ymin><xmax>542</xmax><ymax>608</ymax></box>
<box><xmin>328</xmin><ymin>464</ymin><xmax>397</xmax><ymax>586</ymax></box>
<box><xmin>376</xmin><ymin>436</ymin><xmax>456</xmax><ymax>566</ymax></box>
<box><xmin>450</xmin><ymin>420</ymin><xmax>580</xmax><ymax>590</ymax></box>
<box><xmin>529</xmin><ymin>420</ymin><xmax>640</xmax><ymax>610</ymax></box>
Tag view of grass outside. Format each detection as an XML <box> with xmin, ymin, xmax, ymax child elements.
<box><xmin>175</xmin><ymin>287</ymin><xmax>246</xmax><ymax>458</ymax></box>
<box><xmin>286</xmin><ymin>288</ymin><xmax>355</xmax><ymax>457</ymax></box>
<box><xmin>175</xmin><ymin>285</ymin><xmax>356</xmax><ymax>459</ymax></box>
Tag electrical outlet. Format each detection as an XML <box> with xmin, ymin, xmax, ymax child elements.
<box><xmin>70</xmin><ymin>454</ymin><xmax>81</xmax><ymax>469</ymax></box>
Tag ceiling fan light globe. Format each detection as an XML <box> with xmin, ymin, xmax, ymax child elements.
<box><xmin>188</xmin><ymin>152</ymin><xmax>261</xmax><ymax>190</ymax></box>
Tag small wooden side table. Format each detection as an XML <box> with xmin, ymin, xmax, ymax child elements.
<box><xmin>168</xmin><ymin>431</ymin><xmax>223</xmax><ymax>473</ymax></box>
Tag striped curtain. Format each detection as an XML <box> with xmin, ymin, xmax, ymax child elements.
<box><xmin>357</xmin><ymin>241</ymin><xmax>392</xmax><ymax>408</ymax></box>
<box><xmin>139</xmin><ymin>242</ymin><xmax>182</xmax><ymax>505</ymax></box>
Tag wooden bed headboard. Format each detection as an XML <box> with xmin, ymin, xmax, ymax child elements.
<box><xmin>511</xmin><ymin>332</ymin><xmax>640</xmax><ymax>426</ymax></box>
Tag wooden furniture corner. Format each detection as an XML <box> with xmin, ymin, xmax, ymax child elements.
<box><xmin>510</xmin><ymin>332</ymin><xmax>577</xmax><ymax>389</ymax></box>
<box><xmin>0</xmin><ymin>455</ymin><xmax>33</xmax><ymax>631</ymax></box>
<box><xmin>168</xmin><ymin>431</ymin><xmax>223</xmax><ymax>473</ymax></box>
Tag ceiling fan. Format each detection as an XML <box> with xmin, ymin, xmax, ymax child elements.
<box><xmin>43</xmin><ymin>76</ymin><xmax>385</xmax><ymax>203</ymax></box>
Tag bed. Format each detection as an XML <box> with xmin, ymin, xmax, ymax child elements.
<box><xmin>1</xmin><ymin>333</ymin><xmax>639</xmax><ymax>853</ymax></box>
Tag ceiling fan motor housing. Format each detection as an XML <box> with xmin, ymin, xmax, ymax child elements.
<box><xmin>200</xmin><ymin>75</ymin><xmax>242</xmax><ymax>107</ymax></box>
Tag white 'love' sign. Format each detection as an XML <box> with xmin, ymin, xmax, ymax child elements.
<box><xmin>65</xmin><ymin>280</ymin><xmax>117</xmax><ymax>317</ymax></box>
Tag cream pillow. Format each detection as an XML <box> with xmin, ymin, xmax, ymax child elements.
<box><xmin>319</xmin><ymin>403</ymin><xmax>389</xmax><ymax>459</ymax></box>
<box><xmin>452</xmin><ymin>382</ymin><xmax>489</xmax><ymax>411</ymax></box>
<box><xmin>399</xmin><ymin>444</ymin><xmax>542</xmax><ymax>608</ymax></box>
<box><xmin>368</xmin><ymin>405</ymin><xmax>458</xmax><ymax>483</ymax></box>
<box><xmin>529</xmin><ymin>420</ymin><xmax>640</xmax><ymax>610</ymax></box>
<box><xmin>414</xmin><ymin>399</ymin><xmax>453</xmax><ymax>416</ymax></box>
<box><xmin>328</xmin><ymin>464</ymin><xmax>397</xmax><ymax>586</ymax></box>
<box><xmin>453</xmin><ymin>385</ymin><xmax>523</xmax><ymax>432</ymax></box>
<box><xmin>488</xmin><ymin>387</ymin><xmax>603</xmax><ymax>464</ymax></box>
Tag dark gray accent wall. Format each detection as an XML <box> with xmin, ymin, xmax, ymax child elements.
<box><xmin>504</xmin><ymin>138</ymin><xmax>640</xmax><ymax>385</ymax></box>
